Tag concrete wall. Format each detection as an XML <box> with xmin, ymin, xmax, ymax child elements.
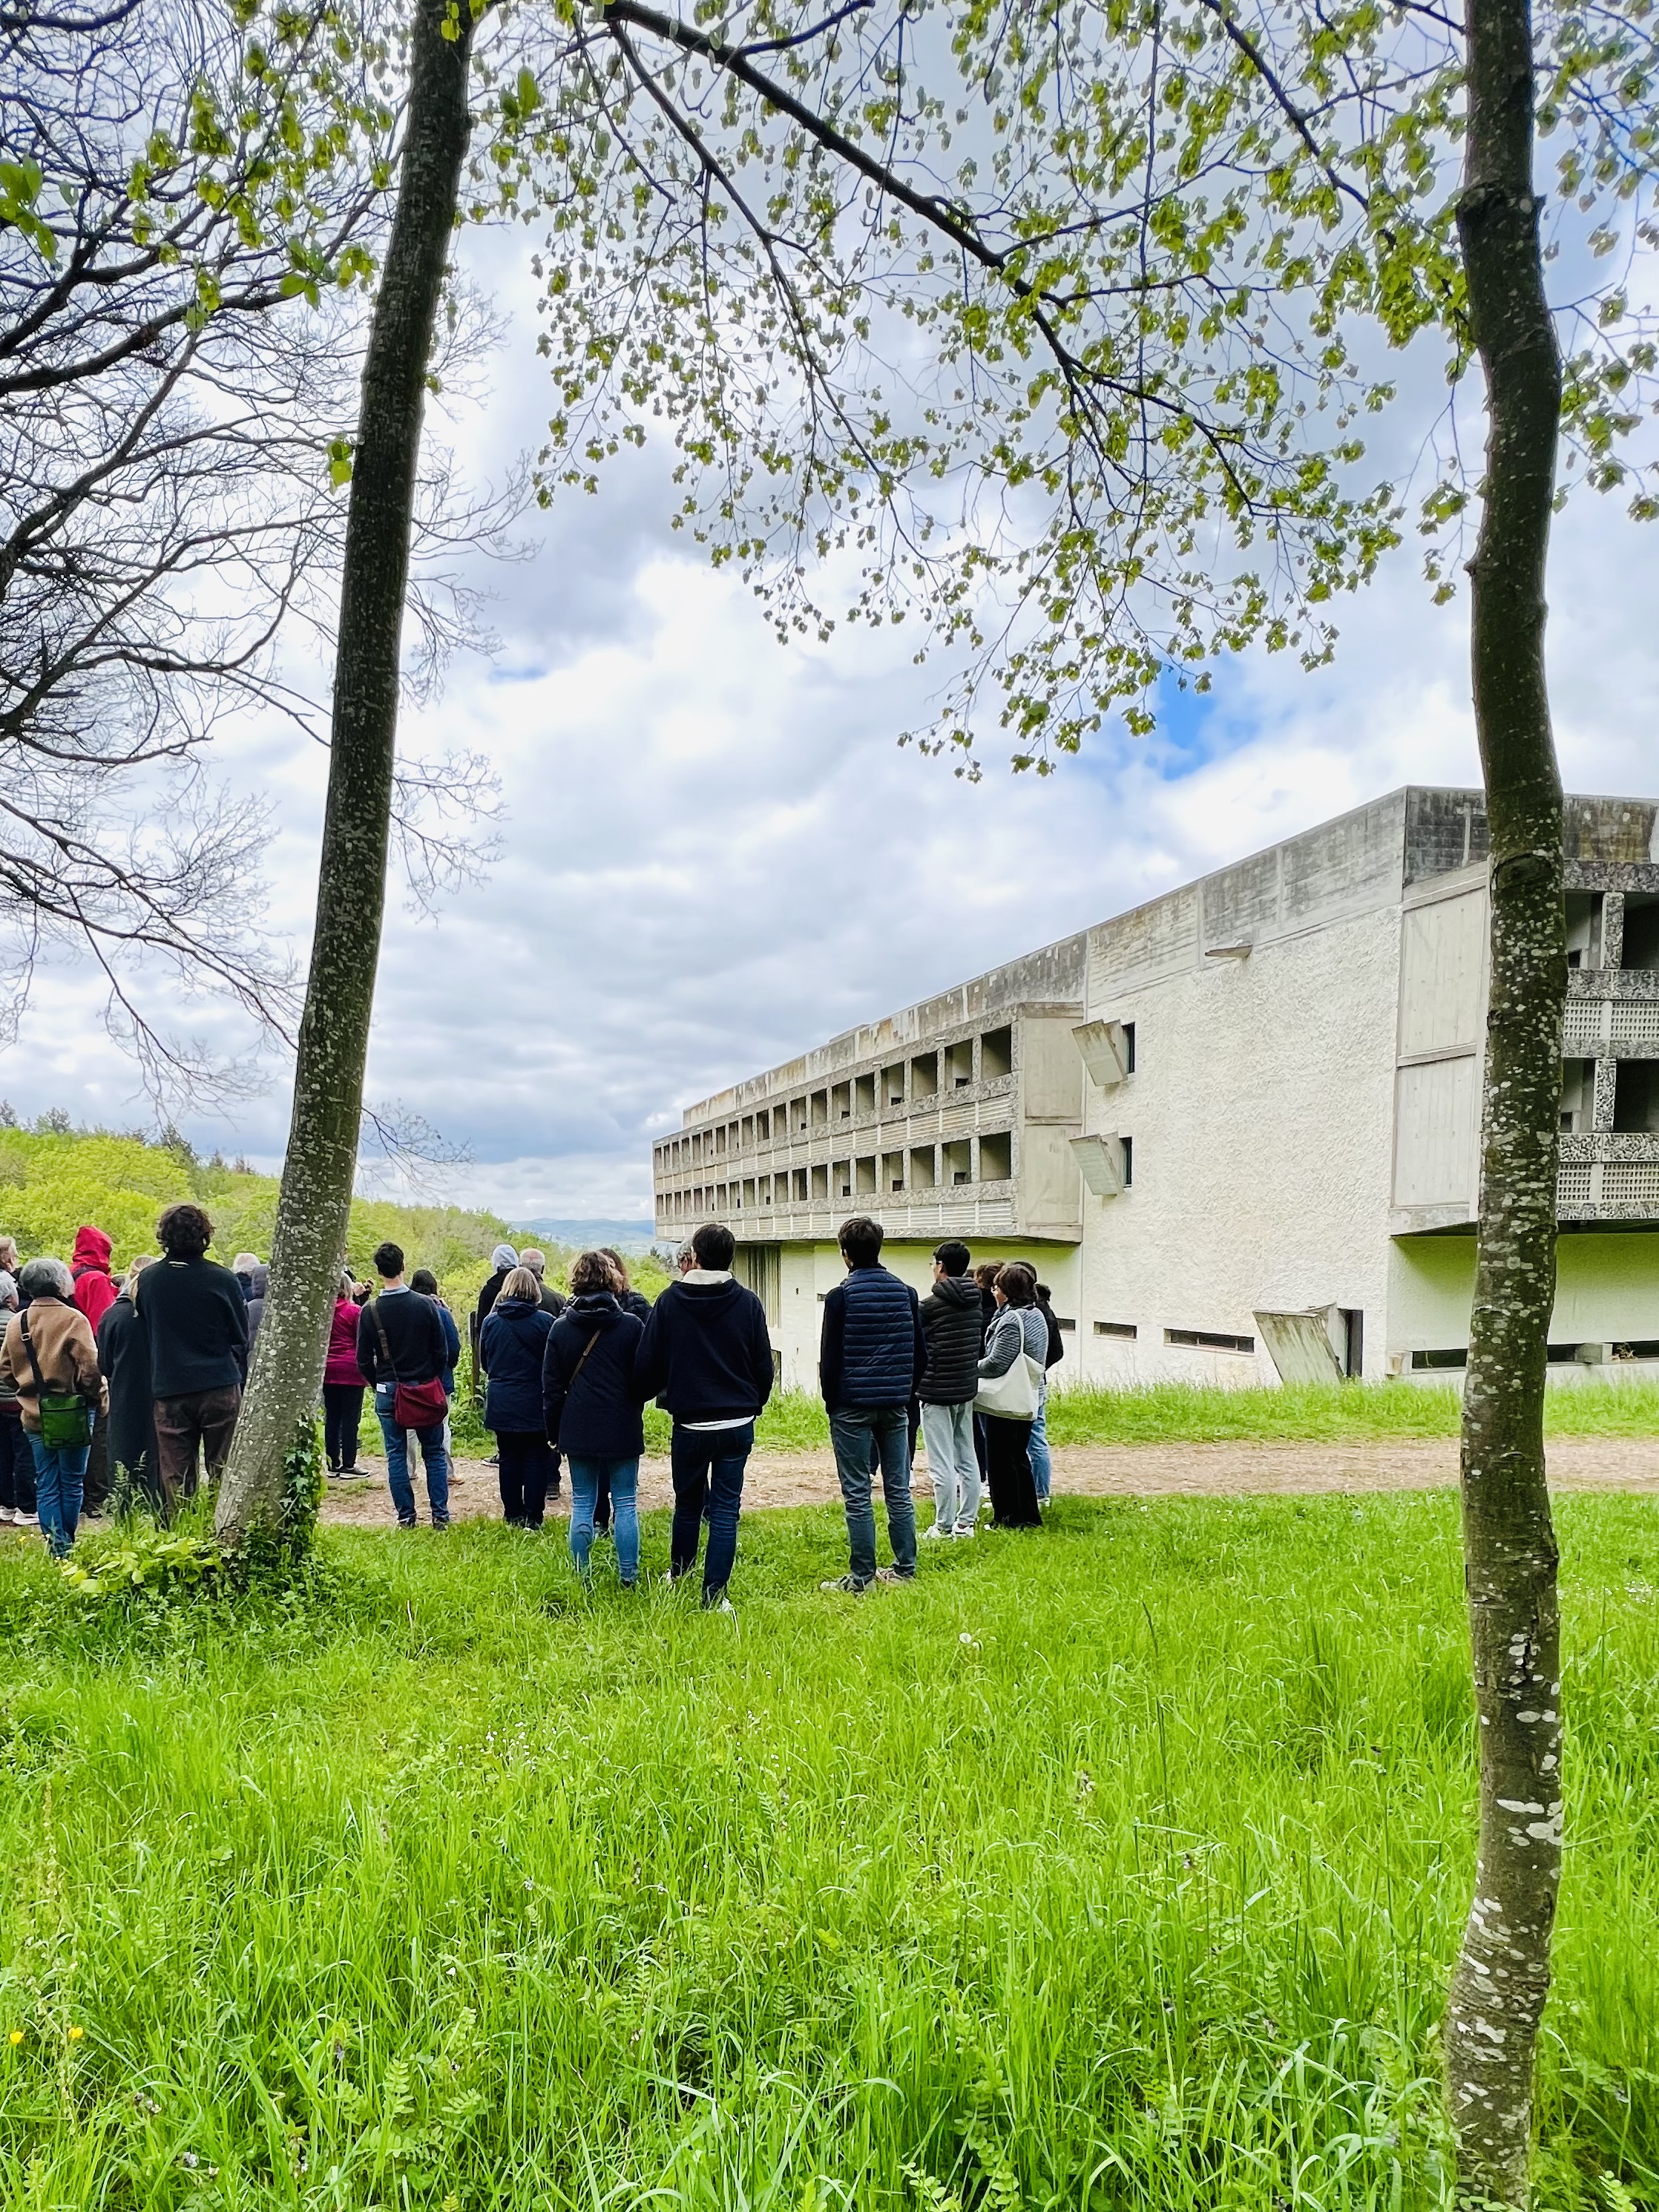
<box><xmin>1389</xmin><ymin>1229</ymin><xmax>1659</xmax><ymax>1364</ymax></box>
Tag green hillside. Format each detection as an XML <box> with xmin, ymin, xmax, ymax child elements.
<box><xmin>0</xmin><ymin>1118</ymin><xmax>588</xmax><ymax>1293</ymax></box>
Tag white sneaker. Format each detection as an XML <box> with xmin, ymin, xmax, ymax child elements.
<box><xmin>0</xmin><ymin>1505</ymin><xmax>13</xmax><ymax>1523</ymax></box>
<box><xmin>952</xmin><ymin>1523</ymin><xmax>976</xmax><ymax>1539</ymax></box>
<box><xmin>15</xmin><ymin>1512</ymin><xmax>39</xmax><ymax>1529</ymax></box>
<box><xmin>919</xmin><ymin>1522</ymin><xmax>952</xmax><ymax>1541</ymax></box>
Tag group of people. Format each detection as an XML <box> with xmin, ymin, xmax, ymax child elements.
<box><xmin>443</xmin><ymin>1213</ymin><xmax>1061</xmax><ymax>1606</ymax></box>
<box><xmin>0</xmin><ymin>1195</ymin><xmax>1063</xmax><ymax>1604</ymax></box>
<box><xmin>0</xmin><ymin>1207</ymin><xmax>260</xmax><ymax>1556</ymax></box>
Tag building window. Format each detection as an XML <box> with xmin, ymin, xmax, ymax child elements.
<box><xmin>909</xmin><ymin>1144</ymin><xmax>937</xmax><ymax>1189</ymax></box>
<box><xmin>832</xmin><ymin>1080</ymin><xmax>852</xmax><ymax>1121</ymax></box>
<box><xmin>1410</xmin><ymin>1347</ymin><xmax>1468</xmax><ymax>1371</ymax></box>
<box><xmin>979</xmin><ymin>1131</ymin><xmax>1012</xmax><ymax>1181</ymax></box>
<box><xmin>882</xmin><ymin>1149</ymin><xmax>904</xmax><ymax>1192</ymax></box>
<box><xmin>812</xmin><ymin>1163</ymin><xmax>829</xmax><ymax>1199</ymax></box>
<box><xmin>943</xmin><ymin>1138</ymin><xmax>972</xmax><ymax>1185</ymax></box>
<box><xmin>981</xmin><ymin>1025</ymin><xmax>1013</xmax><ymax>1080</ymax></box>
<box><xmin>910</xmin><ymin>1051</ymin><xmax>939</xmax><ymax>1100</ymax></box>
<box><xmin>1055</xmin><ymin>1316</ymin><xmax>1076</xmax><ymax>1332</ymax></box>
<box><xmin>1123</xmin><ymin>1021</ymin><xmax>1137</xmax><ymax>1074</ymax></box>
<box><xmin>1165</xmin><ymin>1327</ymin><xmax>1255</xmax><ymax>1354</ymax></box>
<box><xmin>881</xmin><ymin>1061</ymin><xmax>906</xmax><ymax>1107</ymax></box>
<box><xmin>855</xmin><ymin>1155</ymin><xmax>877</xmax><ymax>1193</ymax></box>
<box><xmin>812</xmin><ymin>1089</ymin><xmax>829</xmax><ymax>1129</ymax></box>
<box><xmin>1120</xmin><ymin>1135</ymin><xmax>1134</xmax><ymax>1187</ymax></box>
<box><xmin>792</xmin><ymin>1168</ymin><xmax>809</xmax><ymax>1201</ymax></box>
<box><xmin>855</xmin><ymin>1072</ymin><xmax>876</xmax><ymax>1115</ymax></box>
<box><xmin>944</xmin><ymin>1039</ymin><xmax>973</xmax><ymax>1089</ymax></box>
<box><xmin>1095</xmin><ymin>1320</ymin><xmax>1137</xmax><ymax>1339</ymax></box>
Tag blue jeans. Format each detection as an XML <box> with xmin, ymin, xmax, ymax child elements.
<box><xmin>670</xmin><ymin>1422</ymin><xmax>752</xmax><ymax>1603</ymax></box>
<box><xmin>568</xmin><ymin>1456</ymin><xmax>640</xmax><ymax>1583</ymax></box>
<box><xmin>1028</xmin><ymin>1391</ymin><xmax>1052</xmax><ymax>1503</ymax></box>
<box><xmin>30</xmin><ymin>1434</ymin><xmax>89</xmax><ymax>1557</ymax></box>
<box><xmin>829</xmin><ymin>1404</ymin><xmax>917</xmax><ymax>1585</ymax></box>
<box><xmin>375</xmin><ymin>1383</ymin><xmax>450</xmax><ymax>1526</ymax></box>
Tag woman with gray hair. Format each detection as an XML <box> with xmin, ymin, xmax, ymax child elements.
<box><xmin>0</xmin><ymin>1256</ymin><xmax>108</xmax><ymax>1555</ymax></box>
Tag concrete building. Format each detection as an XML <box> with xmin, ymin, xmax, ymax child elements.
<box><xmin>651</xmin><ymin>786</ymin><xmax>1659</xmax><ymax>1391</ymax></box>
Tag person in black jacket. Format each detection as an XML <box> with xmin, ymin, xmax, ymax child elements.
<box><xmin>634</xmin><ymin>1220</ymin><xmax>773</xmax><ymax>1610</ymax></box>
<box><xmin>916</xmin><ymin>1240</ymin><xmax>985</xmax><ymax>1540</ymax></box>
<box><xmin>544</xmin><ymin>1250</ymin><xmax>645</xmax><ymax>1584</ymax></box>
<box><xmin>134</xmin><ymin>1203</ymin><xmax>249</xmax><ymax>1509</ymax></box>
<box><xmin>583</xmin><ymin>1249</ymin><xmax>651</xmax><ymax>1538</ymax></box>
<box><xmin>357</xmin><ymin>1240</ymin><xmax>452</xmax><ymax>1529</ymax></box>
<box><xmin>479</xmin><ymin>1267</ymin><xmax>558</xmax><ymax>1526</ymax></box>
<box><xmin>97</xmin><ymin>1256</ymin><xmax>161</xmax><ymax>1514</ymax></box>
<box><xmin>519</xmin><ymin>1250</ymin><xmax>568</xmax><ymax>1319</ymax></box>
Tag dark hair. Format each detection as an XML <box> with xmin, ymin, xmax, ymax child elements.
<box><xmin>372</xmin><ymin>1240</ymin><xmax>404</xmax><ymax>1278</ymax></box>
<box><xmin>933</xmin><ymin>1240</ymin><xmax>971</xmax><ymax>1277</ymax></box>
<box><xmin>598</xmin><ymin>1245</ymin><xmax>630</xmax><ymax>1290</ymax></box>
<box><xmin>996</xmin><ymin>1261</ymin><xmax>1037</xmax><ymax>1307</ymax></box>
<box><xmin>1035</xmin><ymin>1281</ymin><xmax>1052</xmax><ymax>1302</ymax></box>
<box><xmin>571</xmin><ymin>1250</ymin><xmax>616</xmax><ymax>1296</ymax></box>
<box><xmin>691</xmin><ymin>1221</ymin><xmax>735</xmax><ymax>1270</ymax></box>
<box><xmin>838</xmin><ymin>1215</ymin><xmax>884</xmax><ymax>1267</ymax></box>
<box><xmin>156</xmin><ymin>1201</ymin><xmax>213</xmax><ymax>1260</ymax></box>
<box><xmin>410</xmin><ymin>1267</ymin><xmax>438</xmax><ymax>1296</ymax></box>
<box><xmin>973</xmin><ymin>1260</ymin><xmax>1002</xmax><ymax>1289</ymax></box>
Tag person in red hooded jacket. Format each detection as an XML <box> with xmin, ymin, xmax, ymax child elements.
<box><xmin>70</xmin><ymin>1225</ymin><xmax>119</xmax><ymax>1514</ymax></box>
<box><xmin>71</xmin><ymin>1225</ymin><xmax>119</xmax><ymax>1330</ymax></box>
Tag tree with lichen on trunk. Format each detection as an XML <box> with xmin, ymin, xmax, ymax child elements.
<box><xmin>219</xmin><ymin>0</ymin><xmax>1658</xmax><ymax>2190</ymax></box>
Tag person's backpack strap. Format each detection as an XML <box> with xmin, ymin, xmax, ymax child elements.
<box><xmin>367</xmin><ymin>1295</ymin><xmax>395</xmax><ymax>1377</ymax></box>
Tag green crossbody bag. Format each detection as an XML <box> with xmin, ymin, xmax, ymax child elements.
<box><xmin>19</xmin><ymin>1308</ymin><xmax>93</xmax><ymax>1451</ymax></box>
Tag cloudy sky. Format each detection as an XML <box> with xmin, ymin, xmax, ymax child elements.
<box><xmin>18</xmin><ymin>227</ymin><xmax>1659</xmax><ymax>1227</ymax></box>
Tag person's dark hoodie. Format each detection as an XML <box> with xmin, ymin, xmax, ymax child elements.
<box><xmin>542</xmin><ymin>1291</ymin><xmax>645</xmax><ymax>1457</ymax></box>
<box><xmin>634</xmin><ymin>1271</ymin><xmax>774</xmax><ymax>1425</ymax></box>
<box><xmin>1035</xmin><ymin>1291</ymin><xmax>1065</xmax><ymax>1371</ymax></box>
<box><xmin>917</xmin><ymin>1271</ymin><xmax>987</xmax><ymax>1403</ymax></box>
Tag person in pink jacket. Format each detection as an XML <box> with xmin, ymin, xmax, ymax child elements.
<box><xmin>322</xmin><ymin>1271</ymin><xmax>367</xmax><ymax>1474</ymax></box>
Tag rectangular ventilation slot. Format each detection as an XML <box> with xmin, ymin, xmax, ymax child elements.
<box><xmin>1094</xmin><ymin>1321</ymin><xmax>1137</xmax><ymax>1339</ymax></box>
<box><xmin>1612</xmin><ymin>1003</ymin><xmax>1659</xmax><ymax>1052</ymax></box>
<box><xmin>1165</xmin><ymin>1327</ymin><xmax>1255</xmax><ymax>1354</ymax></box>
<box><xmin>1557</xmin><ymin>1164</ymin><xmax>1593</xmax><ymax>1208</ymax></box>
<box><xmin>1410</xmin><ymin>1348</ymin><xmax>1468</xmax><ymax>1370</ymax></box>
<box><xmin>1602</xmin><ymin>1161</ymin><xmax>1659</xmax><ymax>1207</ymax></box>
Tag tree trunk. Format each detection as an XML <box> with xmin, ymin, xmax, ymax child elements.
<box><xmin>1445</xmin><ymin>0</ymin><xmax>1566</xmax><ymax>2198</ymax></box>
<box><xmin>215</xmin><ymin>0</ymin><xmax>479</xmax><ymax>1549</ymax></box>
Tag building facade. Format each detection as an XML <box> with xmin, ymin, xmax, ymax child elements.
<box><xmin>651</xmin><ymin>787</ymin><xmax>1659</xmax><ymax>1391</ymax></box>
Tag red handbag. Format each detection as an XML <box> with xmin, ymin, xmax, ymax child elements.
<box><xmin>366</xmin><ymin>1299</ymin><xmax>450</xmax><ymax>1431</ymax></box>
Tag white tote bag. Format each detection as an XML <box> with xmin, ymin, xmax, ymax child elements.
<box><xmin>974</xmin><ymin>1349</ymin><xmax>1042</xmax><ymax>1422</ymax></box>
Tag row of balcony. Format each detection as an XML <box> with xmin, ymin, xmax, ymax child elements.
<box><xmin>654</xmin><ymin>1132</ymin><xmax>1018</xmax><ymax>1227</ymax></box>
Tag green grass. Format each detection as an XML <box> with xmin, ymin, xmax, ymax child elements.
<box><xmin>2</xmin><ymin>1493</ymin><xmax>1657</xmax><ymax>2209</ymax></box>
<box><xmin>451</xmin><ymin>1378</ymin><xmax>1659</xmax><ymax>1462</ymax></box>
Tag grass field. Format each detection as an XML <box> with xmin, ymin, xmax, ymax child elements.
<box><xmin>427</xmin><ymin>1378</ymin><xmax>1659</xmax><ymax>1464</ymax></box>
<box><xmin>2</xmin><ymin>1491</ymin><xmax>1656</xmax><ymax>2210</ymax></box>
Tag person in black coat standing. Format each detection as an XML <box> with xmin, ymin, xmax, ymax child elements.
<box><xmin>634</xmin><ymin>1221</ymin><xmax>773</xmax><ymax>1611</ymax></box>
<box><xmin>543</xmin><ymin>1251</ymin><xmax>645</xmax><ymax>1586</ymax></box>
<box><xmin>917</xmin><ymin>1240</ymin><xmax>987</xmax><ymax>1540</ymax></box>
<box><xmin>96</xmin><ymin>1256</ymin><xmax>161</xmax><ymax>1514</ymax></box>
<box><xmin>479</xmin><ymin>1267</ymin><xmax>558</xmax><ymax>1526</ymax></box>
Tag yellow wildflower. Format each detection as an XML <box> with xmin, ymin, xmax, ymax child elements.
<box><xmin>66</xmin><ymin>2026</ymin><xmax>84</xmax><ymax>2042</ymax></box>
<box><xmin>7</xmin><ymin>2029</ymin><xmax>22</xmax><ymax>2046</ymax></box>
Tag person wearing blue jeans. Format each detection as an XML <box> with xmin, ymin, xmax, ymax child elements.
<box><xmin>374</xmin><ymin>1382</ymin><xmax>450</xmax><ymax>1527</ymax></box>
<box><xmin>634</xmin><ymin>1221</ymin><xmax>775</xmax><ymax>1611</ymax></box>
<box><xmin>0</xmin><ymin>1256</ymin><xmax>108</xmax><ymax>1558</ymax></box>
<box><xmin>568</xmin><ymin>1455</ymin><xmax>640</xmax><ymax>1582</ymax></box>
<box><xmin>1026</xmin><ymin>1396</ymin><xmax>1052</xmax><ymax>1503</ymax></box>
<box><xmin>544</xmin><ymin>1250</ymin><xmax>648</xmax><ymax>1586</ymax></box>
<box><xmin>30</xmin><ymin>1436</ymin><xmax>91</xmax><ymax>1558</ymax></box>
<box><xmin>357</xmin><ymin>1241</ymin><xmax>453</xmax><ymax>1529</ymax></box>
<box><xmin>818</xmin><ymin>1216</ymin><xmax>928</xmax><ymax>1593</ymax></box>
<box><xmin>668</xmin><ymin>1422</ymin><xmax>752</xmax><ymax>1597</ymax></box>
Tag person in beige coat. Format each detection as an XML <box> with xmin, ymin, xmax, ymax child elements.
<box><xmin>0</xmin><ymin>1256</ymin><xmax>108</xmax><ymax>1555</ymax></box>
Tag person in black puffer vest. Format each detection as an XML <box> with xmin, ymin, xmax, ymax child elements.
<box><xmin>818</xmin><ymin>1215</ymin><xmax>927</xmax><ymax>1594</ymax></box>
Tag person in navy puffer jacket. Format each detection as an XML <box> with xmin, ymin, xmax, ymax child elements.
<box><xmin>818</xmin><ymin>1215</ymin><xmax>927</xmax><ymax>1594</ymax></box>
<box><xmin>479</xmin><ymin>1268</ymin><xmax>558</xmax><ymax>1527</ymax></box>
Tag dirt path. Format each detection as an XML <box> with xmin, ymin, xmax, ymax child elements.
<box><xmin>318</xmin><ymin>1433</ymin><xmax>1659</xmax><ymax>1526</ymax></box>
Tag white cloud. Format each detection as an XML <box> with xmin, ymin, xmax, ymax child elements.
<box><xmin>5</xmin><ymin>231</ymin><xmax>1656</xmax><ymax>1227</ymax></box>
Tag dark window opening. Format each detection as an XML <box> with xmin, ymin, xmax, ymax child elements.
<box><xmin>1565</xmin><ymin>890</ymin><xmax>1604</xmax><ymax>970</ymax></box>
<box><xmin>1120</xmin><ymin>1135</ymin><xmax>1134</xmax><ymax>1188</ymax></box>
<box><xmin>1166</xmin><ymin>1327</ymin><xmax>1255</xmax><ymax>1354</ymax></box>
<box><xmin>1410</xmin><ymin>1348</ymin><xmax>1468</xmax><ymax>1371</ymax></box>
<box><xmin>1055</xmin><ymin>1316</ymin><xmax>1076</xmax><ymax>1332</ymax></box>
<box><xmin>981</xmin><ymin>1025</ymin><xmax>1013</xmax><ymax>1080</ymax></box>
<box><xmin>979</xmin><ymin>1131</ymin><xmax>1012</xmax><ymax>1181</ymax></box>
<box><xmin>1612</xmin><ymin>1340</ymin><xmax>1659</xmax><ymax>1359</ymax></box>
<box><xmin>1340</xmin><ymin>1307</ymin><xmax>1364</xmax><ymax>1379</ymax></box>
<box><xmin>1095</xmin><ymin>1320</ymin><xmax>1137</xmax><ymax>1339</ymax></box>
<box><xmin>1623</xmin><ymin>892</ymin><xmax>1659</xmax><ymax>971</ymax></box>
<box><xmin>1614</xmin><ymin>1060</ymin><xmax>1659</xmax><ymax>1132</ymax></box>
<box><xmin>1123</xmin><ymin>1021</ymin><xmax>1137</xmax><ymax>1074</ymax></box>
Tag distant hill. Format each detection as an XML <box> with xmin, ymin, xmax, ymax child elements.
<box><xmin>518</xmin><ymin>1218</ymin><xmax>660</xmax><ymax>1255</ymax></box>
